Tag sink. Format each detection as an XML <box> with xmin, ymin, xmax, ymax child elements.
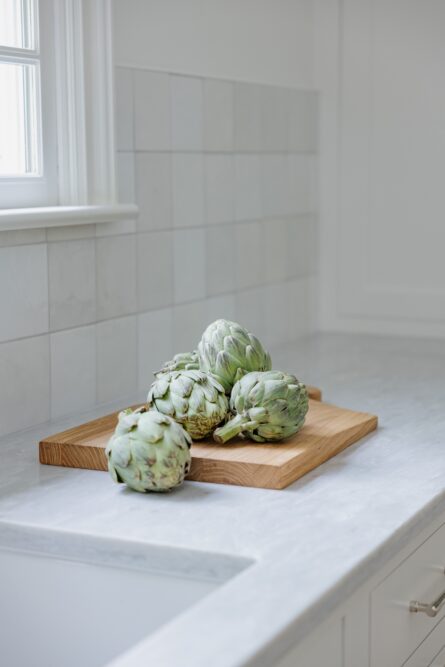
<box><xmin>0</xmin><ymin>522</ymin><xmax>252</xmax><ymax>667</ymax></box>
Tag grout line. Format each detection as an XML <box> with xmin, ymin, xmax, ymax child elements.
<box><xmin>93</xmin><ymin>237</ymin><xmax>99</xmax><ymax>406</ymax></box>
<box><xmin>135</xmin><ymin>213</ymin><xmax>317</xmax><ymax>236</ymax></box>
<box><xmin>115</xmin><ymin>62</ymin><xmax>319</xmax><ymax>93</ymax></box>
<box><xmin>130</xmin><ymin>67</ymin><xmax>136</xmax><ymax>156</ymax></box>
<box><xmin>122</xmin><ymin>148</ymin><xmax>318</xmax><ymax>156</ymax></box>
<box><xmin>0</xmin><ymin>275</ymin><xmax>318</xmax><ymax>348</ymax></box>
<box><xmin>45</xmin><ymin>240</ymin><xmax>52</xmax><ymax>422</ymax></box>
<box><xmin>0</xmin><ymin>211</ymin><xmax>318</xmax><ymax>247</ymax></box>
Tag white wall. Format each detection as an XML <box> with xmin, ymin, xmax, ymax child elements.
<box><xmin>113</xmin><ymin>0</ymin><xmax>314</xmax><ymax>88</ymax></box>
<box><xmin>316</xmin><ymin>0</ymin><xmax>445</xmax><ymax>338</ymax></box>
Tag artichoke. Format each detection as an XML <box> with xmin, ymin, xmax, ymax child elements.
<box><xmin>147</xmin><ymin>369</ymin><xmax>228</xmax><ymax>440</ymax></box>
<box><xmin>213</xmin><ymin>370</ymin><xmax>308</xmax><ymax>444</ymax></box>
<box><xmin>106</xmin><ymin>407</ymin><xmax>191</xmax><ymax>492</ymax></box>
<box><xmin>197</xmin><ymin>319</ymin><xmax>272</xmax><ymax>393</ymax></box>
<box><xmin>157</xmin><ymin>350</ymin><xmax>199</xmax><ymax>375</ymax></box>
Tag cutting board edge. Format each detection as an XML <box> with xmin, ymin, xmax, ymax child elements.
<box><xmin>187</xmin><ymin>457</ymin><xmax>283</xmax><ymax>489</ymax></box>
<box><xmin>277</xmin><ymin>412</ymin><xmax>378</xmax><ymax>489</ymax></box>
<box><xmin>39</xmin><ymin>440</ymin><xmax>108</xmax><ymax>472</ymax></box>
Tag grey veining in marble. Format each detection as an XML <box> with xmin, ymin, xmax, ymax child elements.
<box><xmin>1</xmin><ymin>333</ymin><xmax>445</xmax><ymax>667</ymax></box>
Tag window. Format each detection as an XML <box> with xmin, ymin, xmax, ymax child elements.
<box><xmin>0</xmin><ymin>0</ymin><xmax>137</xmax><ymax>230</ymax></box>
<box><xmin>0</xmin><ymin>0</ymin><xmax>57</xmax><ymax>208</ymax></box>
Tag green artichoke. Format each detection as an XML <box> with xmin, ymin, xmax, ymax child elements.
<box><xmin>213</xmin><ymin>370</ymin><xmax>308</xmax><ymax>444</ymax></box>
<box><xmin>157</xmin><ymin>350</ymin><xmax>199</xmax><ymax>375</ymax></box>
<box><xmin>197</xmin><ymin>319</ymin><xmax>272</xmax><ymax>393</ymax></box>
<box><xmin>147</xmin><ymin>369</ymin><xmax>228</xmax><ymax>440</ymax></box>
<box><xmin>106</xmin><ymin>407</ymin><xmax>191</xmax><ymax>492</ymax></box>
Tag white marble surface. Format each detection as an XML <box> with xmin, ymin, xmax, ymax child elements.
<box><xmin>1</xmin><ymin>333</ymin><xmax>445</xmax><ymax>667</ymax></box>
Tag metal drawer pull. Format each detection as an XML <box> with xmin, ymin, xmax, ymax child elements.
<box><xmin>410</xmin><ymin>576</ymin><xmax>445</xmax><ymax>618</ymax></box>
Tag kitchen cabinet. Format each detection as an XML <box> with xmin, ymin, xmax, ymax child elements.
<box><xmin>276</xmin><ymin>512</ymin><xmax>445</xmax><ymax>667</ymax></box>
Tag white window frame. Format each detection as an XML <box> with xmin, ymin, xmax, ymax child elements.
<box><xmin>0</xmin><ymin>0</ymin><xmax>137</xmax><ymax>230</ymax></box>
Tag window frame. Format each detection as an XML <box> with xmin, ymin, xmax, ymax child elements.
<box><xmin>0</xmin><ymin>0</ymin><xmax>138</xmax><ymax>230</ymax></box>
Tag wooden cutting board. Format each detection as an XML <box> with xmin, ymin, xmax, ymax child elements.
<box><xmin>39</xmin><ymin>386</ymin><xmax>378</xmax><ymax>490</ymax></box>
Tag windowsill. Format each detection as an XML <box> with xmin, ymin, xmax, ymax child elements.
<box><xmin>0</xmin><ymin>204</ymin><xmax>138</xmax><ymax>232</ymax></box>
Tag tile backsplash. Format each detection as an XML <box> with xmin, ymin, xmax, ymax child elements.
<box><xmin>0</xmin><ymin>67</ymin><xmax>318</xmax><ymax>438</ymax></box>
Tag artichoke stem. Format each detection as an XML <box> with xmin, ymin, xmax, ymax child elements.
<box><xmin>213</xmin><ymin>414</ymin><xmax>256</xmax><ymax>444</ymax></box>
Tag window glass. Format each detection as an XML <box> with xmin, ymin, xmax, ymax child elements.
<box><xmin>0</xmin><ymin>0</ymin><xmax>35</xmax><ymax>50</ymax></box>
<box><xmin>0</xmin><ymin>61</ymin><xmax>39</xmax><ymax>176</ymax></box>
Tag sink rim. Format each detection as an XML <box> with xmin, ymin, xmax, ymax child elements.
<box><xmin>0</xmin><ymin>519</ymin><xmax>255</xmax><ymax>584</ymax></box>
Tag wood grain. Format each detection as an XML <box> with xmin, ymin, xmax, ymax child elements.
<box><xmin>39</xmin><ymin>386</ymin><xmax>377</xmax><ymax>490</ymax></box>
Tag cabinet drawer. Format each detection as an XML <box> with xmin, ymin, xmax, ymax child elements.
<box><xmin>431</xmin><ymin>646</ymin><xmax>445</xmax><ymax>667</ymax></box>
<box><xmin>371</xmin><ymin>522</ymin><xmax>445</xmax><ymax>667</ymax></box>
<box><xmin>403</xmin><ymin>616</ymin><xmax>445</xmax><ymax>667</ymax></box>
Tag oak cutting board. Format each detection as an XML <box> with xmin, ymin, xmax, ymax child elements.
<box><xmin>39</xmin><ymin>386</ymin><xmax>378</xmax><ymax>490</ymax></box>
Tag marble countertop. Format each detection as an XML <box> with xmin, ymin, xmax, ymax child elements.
<box><xmin>1</xmin><ymin>333</ymin><xmax>445</xmax><ymax>666</ymax></box>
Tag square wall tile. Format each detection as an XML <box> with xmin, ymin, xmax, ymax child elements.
<box><xmin>96</xmin><ymin>235</ymin><xmax>137</xmax><ymax>320</ymax></box>
<box><xmin>234</xmin><ymin>155</ymin><xmax>262</xmax><ymax>221</ymax></box>
<box><xmin>287</xmin><ymin>214</ymin><xmax>317</xmax><ymax>279</ymax></box>
<box><xmin>206</xmin><ymin>225</ymin><xmax>236</xmax><ymax>296</ymax></box>
<box><xmin>260</xmin><ymin>85</ymin><xmax>289</xmax><ymax>152</ymax></box>
<box><xmin>261</xmin><ymin>154</ymin><xmax>291</xmax><ymax>217</ymax></box>
<box><xmin>137</xmin><ymin>231</ymin><xmax>174</xmax><ymax>311</ymax></box>
<box><xmin>309</xmin><ymin>155</ymin><xmax>318</xmax><ymax>212</ymax></box>
<box><xmin>235</xmin><ymin>287</ymin><xmax>264</xmax><ymax>339</ymax></box>
<box><xmin>138</xmin><ymin>308</ymin><xmax>173</xmax><ymax>391</ymax></box>
<box><xmin>204</xmin><ymin>79</ymin><xmax>234</xmax><ymax>152</ymax></box>
<box><xmin>115</xmin><ymin>67</ymin><xmax>134</xmax><ymax>151</ymax></box>
<box><xmin>234</xmin><ymin>82</ymin><xmax>262</xmax><ymax>151</ymax></box>
<box><xmin>0</xmin><ymin>336</ymin><xmax>50</xmax><ymax>436</ymax></box>
<box><xmin>170</xmin><ymin>75</ymin><xmax>203</xmax><ymax>150</ymax></box>
<box><xmin>95</xmin><ymin>219</ymin><xmax>136</xmax><ymax>238</ymax></box>
<box><xmin>110</xmin><ymin>151</ymin><xmax>137</xmax><ymax>235</ymax></box>
<box><xmin>0</xmin><ymin>229</ymin><xmax>46</xmax><ymax>246</ymax></box>
<box><xmin>205</xmin><ymin>294</ymin><xmax>236</xmax><ymax>322</ymax></box>
<box><xmin>172</xmin><ymin>154</ymin><xmax>205</xmax><ymax>228</ymax></box>
<box><xmin>0</xmin><ymin>244</ymin><xmax>48</xmax><ymax>343</ymax></box>
<box><xmin>134</xmin><ymin>70</ymin><xmax>170</xmax><ymax>150</ymax></box>
<box><xmin>173</xmin><ymin>300</ymin><xmax>207</xmax><ymax>352</ymax></box>
<box><xmin>50</xmin><ymin>326</ymin><xmax>96</xmax><ymax>419</ymax></box>
<box><xmin>46</xmin><ymin>225</ymin><xmax>96</xmax><ymax>242</ymax></box>
<box><xmin>173</xmin><ymin>228</ymin><xmax>206</xmax><ymax>303</ymax></box>
<box><xmin>263</xmin><ymin>219</ymin><xmax>288</xmax><ymax>284</ymax></box>
<box><xmin>48</xmin><ymin>239</ymin><xmax>96</xmax><ymax>330</ymax></box>
<box><xmin>288</xmin><ymin>154</ymin><xmax>315</xmax><ymax>215</ymax></box>
<box><xmin>96</xmin><ymin>316</ymin><xmax>137</xmax><ymax>403</ymax></box>
<box><xmin>263</xmin><ymin>283</ymin><xmax>289</xmax><ymax>348</ymax></box>
<box><xmin>287</xmin><ymin>276</ymin><xmax>317</xmax><ymax>341</ymax></box>
<box><xmin>205</xmin><ymin>154</ymin><xmax>234</xmax><ymax>225</ymax></box>
<box><xmin>235</xmin><ymin>221</ymin><xmax>263</xmax><ymax>290</ymax></box>
<box><xmin>117</xmin><ymin>152</ymin><xmax>136</xmax><ymax>204</ymax></box>
<box><xmin>289</xmin><ymin>90</ymin><xmax>318</xmax><ymax>153</ymax></box>
<box><xmin>136</xmin><ymin>153</ymin><xmax>172</xmax><ymax>231</ymax></box>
